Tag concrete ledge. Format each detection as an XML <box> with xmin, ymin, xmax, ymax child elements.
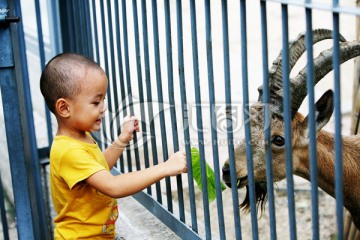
<box><xmin>116</xmin><ymin>196</ymin><xmax>181</xmax><ymax>240</ymax></box>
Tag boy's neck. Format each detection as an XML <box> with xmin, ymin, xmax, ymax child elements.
<box><xmin>56</xmin><ymin>127</ymin><xmax>93</xmax><ymax>144</ymax></box>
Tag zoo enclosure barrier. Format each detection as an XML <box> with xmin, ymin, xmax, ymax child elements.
<box><xmin>1</xmin><ymin>0</ymin><xmax>360</xmax><ymax>239</ymax></box>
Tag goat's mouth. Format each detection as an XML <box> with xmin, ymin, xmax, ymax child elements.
<box><xmin>223</xmin><ymin>175</ymin><xmax>248</xmax><ymax>189</ymax></box>
<box><xmin>222</xmin><ymin>174</ymin><xmax>268</xmax><ymax>216</ymax></box>
<box><xmin>241</xmin><ymin>182</ymin><xmax>268</xmax><ymax>215</ymax></box>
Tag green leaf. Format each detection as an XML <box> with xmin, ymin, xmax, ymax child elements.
<box><xmin>191</xmin><ymin>148</ymin><xmax>226</xmax><ymax>202</ymax></box>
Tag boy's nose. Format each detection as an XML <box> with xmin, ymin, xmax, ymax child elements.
<box><xmin>101</xmin><ymin>103</ymin><xmax>107</xmax><ymax>113</ymax></box>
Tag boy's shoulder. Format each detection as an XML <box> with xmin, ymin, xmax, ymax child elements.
<box><xmin>50</xmin><ymin>135</ymin><xmax>99</xmax><ymax>159</ymax></box>
<box><xmin>50</xmin><ymin>134</ymin><xmax>106</xmax><ymax>174</ymax></box>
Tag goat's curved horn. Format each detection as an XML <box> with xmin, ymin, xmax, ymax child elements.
<box><xmin>258</xmin><ymin>29</ymin><xmax>346</xmax><ymax>118</ymax></box>
<box><xmin>271</xmin><ymin>29</ymin><xmax>344</xmax><ymax>82</ymax></box>
<box><xmin>288</xmin><ymin>40</ymin><xmax>360</xmax><ymax>117</ymax></box>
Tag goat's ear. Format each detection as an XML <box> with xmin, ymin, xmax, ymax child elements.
<box><xmin>303</xmin><ymin>90</ymin><xmax>334</xmax><ymax>135</ymax></box>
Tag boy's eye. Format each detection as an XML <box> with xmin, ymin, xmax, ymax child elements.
<box><xmin>92</xmin><ymin>97</ymin><xmax>105</xmax><ymax>106</ymax></box>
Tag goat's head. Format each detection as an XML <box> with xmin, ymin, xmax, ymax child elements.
<box><xmin>222</xmin><ymin>29</ymin><xmax>360</xmax><ymax>213</ymax></box>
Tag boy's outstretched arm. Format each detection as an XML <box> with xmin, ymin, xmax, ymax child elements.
<box><xmin>86</xmin><ymin>151</ymin><xmax>187</xmax><ymax>198</ymax></box>
<box><xmin>103</xmin><ymin>116</ymin><xmax>140</xmax><ymax>169</ymax></box>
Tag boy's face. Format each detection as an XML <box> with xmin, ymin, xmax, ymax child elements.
<box><xmin>68</xmin><ymin>68</ymin><xmax>108</xmax><ymax>133</ymax></box>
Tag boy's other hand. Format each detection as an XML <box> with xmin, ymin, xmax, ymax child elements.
<box><xmin>116</xmin><ymin>116</ymin><xmax>140</xmax><ymax>146</ymax></box>
<box><xmin>164</xmin><ymin>151</ymin><xmax>187</xmax><ymax>176</ymax></box>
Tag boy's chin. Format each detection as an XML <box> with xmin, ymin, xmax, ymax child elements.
<box><xmin>89</xmin><ymin>127</ymin><xmax>101</xmax><ymax>132</ymax></box>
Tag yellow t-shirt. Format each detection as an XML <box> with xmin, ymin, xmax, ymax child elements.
<box><xmin>50</xmin><ymin>135</ymin><xmax>118</xmax><ymax>239</ymax></box>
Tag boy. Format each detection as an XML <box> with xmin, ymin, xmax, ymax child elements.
<box><xmin>40</xmin><ymin>53</ymin><xmax>187</xmax><ymax>239</ymax></box>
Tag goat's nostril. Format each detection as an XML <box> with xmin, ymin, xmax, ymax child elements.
<box><xmin>222</xmin><ymin>164</ymin><xmax>230</xmax><ymax>175</ymax></box>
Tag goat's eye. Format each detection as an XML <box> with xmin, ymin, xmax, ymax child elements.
<box><xmin>272</xmin><ymin>135</ymin><xmax>285</xmax><ymax>147</ymax></box>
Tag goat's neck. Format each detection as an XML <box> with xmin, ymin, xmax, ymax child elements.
<box><xmin>295</xmin><ymin>130</ymin><xmax>360</xmax><ymax>217</ymax></box>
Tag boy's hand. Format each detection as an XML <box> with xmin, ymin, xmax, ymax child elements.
<box><xmin>164</xmin><ymin>151</ymin><xmax>188</xmax><ymax>176</ymax></box>
<box><xmin>115</xmin><ymin>116</ymin><xmax>140</xmax><ymax>146</ymax></box>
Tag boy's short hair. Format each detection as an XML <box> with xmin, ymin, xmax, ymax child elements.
<box><xmin>40</xmin><ymin>53</ymin><xmax>102</xmax><ymax>114</ymax></box>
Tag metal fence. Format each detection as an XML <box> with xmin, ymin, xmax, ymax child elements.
<box><xmin>0</xmin><ymin>0</ymin><xmax>360</xmax><ymax>239</ymax></box>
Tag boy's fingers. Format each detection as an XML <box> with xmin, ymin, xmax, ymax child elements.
<box><xmin>177</xmin><ymin>151</ymin><xmax>186</xmax><ymax>158</ymax></box>
<box><xmin>130</xmin><ymin>116</ymin><xmax>138</xmax><ymax>121</ymax></box>
<box><xmin>134</xmin><ymin>120</ymin><xmax>139</xmax><ymax>127</ymax></box>
<box><xmin>123</xmin><ymin>115</ymin><xmax>139</xmax><ymax>122</ymax></box>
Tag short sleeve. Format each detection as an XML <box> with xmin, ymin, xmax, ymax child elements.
<box><xmin>59</xmin><ymin>148</ymin><xmax>106</xmax><ymax>189</ymax></box>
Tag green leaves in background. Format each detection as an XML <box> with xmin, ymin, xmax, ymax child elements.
<box><xmin>191</xmin><ymin>148</ymin><xmax>226</xmax><ymax>202</ymax></box>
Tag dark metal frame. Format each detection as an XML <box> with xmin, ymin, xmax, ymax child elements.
<box><xmin>0</xmin><ymin>0</ymin><xmax>48</xmax><ymax>239</ymax></box>
<box><xmin>1</xmin><ymin>0</ymin><xmax>360</xmax><ymax>239</ymax></box>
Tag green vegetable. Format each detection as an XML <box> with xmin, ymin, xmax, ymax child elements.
<box><xmin>191</xmin><ymin>148</ymin><xmax>226</xmax><ymax>202</ymax></box>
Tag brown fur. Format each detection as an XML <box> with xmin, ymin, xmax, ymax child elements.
<box><xmin>223</xmin><ymin>108</ymin><xmax>360</xmax><ymax>229</ymax></box>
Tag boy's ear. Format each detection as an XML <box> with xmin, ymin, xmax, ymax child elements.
<box><xmin>55</xmin><ymin>98</ymin><xmax>70</xmax><ymax>117</ymax></box>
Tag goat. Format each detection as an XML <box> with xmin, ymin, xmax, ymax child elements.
<box><xmin>221</xmin><ymin>29</ymin><xmax>360</xmax><ymax>229</ymax></box>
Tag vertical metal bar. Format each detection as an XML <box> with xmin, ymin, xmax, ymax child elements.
<box><xmin>71</xmin><ymin>1</ymin><xmax>81</xmax><ymax>52</ymax></box>
<box><xmin>34</xmin><ymin>0</ymin><xmax>45</xmax><ymax>67</ymax></box>
<box><xmin>221</xmin><ymin>0</ymin><xmax>242</xmax><ymax>239</ymax></box>
<box><xmin>91</xmin><ymin>0</ymin><xmax>100</xmax><ymax>63</ymax></box>
<box><xmin>99</xmin><ymin>0</ymin><xmax>111</xmax><ymax>149</ymax></box>
<box><xmin>75</xmin><ymin>1</ymin><xmax>88</xmax><ymax>56</ymax></box>
<box><xmin>0</xmin><ymin>71</ymin><xmax>36</xmax><ymax>240</ymax></box>
<box><xmin>332</xmin><ymin>1</ymin><xmax>343</xmax><ymax>238</ymax></box>
<box><xmin>49</xmin><ymin>0</ymin><xmax>62</xmax><ymax>54</ymax></box>
<box><xmin>203</xmin><ymin>0</ymin><xmax>226</xmax><ymax>238</ymax></box>
<box><xmin>58</xmin><ymin>1</ymin><xmax>74</xmax><ymax>52</ymax></box>
<box><xmin>120</xmin><ymin>0</ymin><xmax>131</xmax><ymax>117</ymax></box>
<box><xmin>106</xmin><ymin>0</ymin><xmax>118</xmax><ymax>144</ymax></box>
<box><xmin>41</xmin><ymin>163</ymin><xmax>53</xmax><ymax>239</ymax></box>
<box><xmin>239</xmin><ymin>0</ymin><xmax>259</xmax><ymax>238</ymax></box>
<box><xmin>84</xmin><ymin>1</ymin><xmax>93</xmax><ymax>58</ymax></box>
<box><xmin>0</xmin><ymin>172</ymin><xmax>9</xmax><ymax>240</ymax></box>
<box><xmin>120</xmin><ymin>0</ymin><xmax>135</xmax><ymax>173</ymax></box>
<box><xmin>130</xmin><ymin>1</ymin><xmax>142</xmax><ymax>171</ymax></box>
<box><xmin>260</xmin><ymin>1</ymin><xmax>277</xmax><ymax>239</ymax></box>
<box><xmin>14</xmin><ymin>0</ymin><xmax>50</xmax><ymax>238</ymax></box>
<box><xmin>101</xmin><ymin>0</ymin><xmax>114</xmax><ymax>143</ymax></box>
<box><xmin>113</xmin><ymin>0</ymin><xmax>126</xmax><ymax>172</ymax></box>
<box><xmin>79</xmin><ymin>1</ymin><xmax>86</xmax><ymax>53</ymax></box>
<box><xmin>151</xmin><ymin>0</ymin><xmax>173</xmax><ymax>212</ymax></box>
<box><xmin>189</xmin><ymin>0</ymin><xmax>211</xmax><ymax>237</ymax></box>
<box><xmin>0</xmin><ymin>1</ymin><xmax>36</xmax><ymax>238</ymax></box>
<box><xmin>34</xmin><ymin>0</ymin><xmax>53</xmax><ymax>147</ymax></box>
<box><xmin>281</xmin><ymin>4</ymin><xmax>297</xmax><ymax>240</ymax></box>
<box><xmin>122</xmin><ymin>0</ymin><xmax>141</xmax><ymax>175</ymax></box>
<box><xmin>90</xmin><ymin>0</ymin><xmax>106</xmax><ymax>151</ymax></box>
<box><xmin>90</xmin><ymin>0</ymin><xmax>105</xmax><ymax>147</ymax></box>
<box><xmin>141</xmin><ymin>0</ymin><xmax>162</xmax><ymax>203</ymax></box>
<box><xmin>114</xmin><ymin>0</ymin><xmax>126</xmax><ymax>117</ymax></box>
<box><xmin>175</xmin><ymin>0</ymin><xmax>198</xmax><ymax>232</ymax></box>
<box><xmin>25</xmin><ymin>0</ymin><xmax>53</xmax><ymax>236</ymax></box>
<box><xmin>164</xmin><ymin>0</ymin><xmax>185</xmax><ymax>221</ymax></box>
<box><xmin>132</xmin><ymin>0</ymin><xmax>150</xmax><ymax>174</ymax></box>
<box><xmin>304</xmin><ymin>3</ymin><xmax>320</xmax><ymax>239</ymax></box>
<box><xmin>67</xmin><ymin>0</ymin><xmax>74</xmax><ymax>51</ymax></box>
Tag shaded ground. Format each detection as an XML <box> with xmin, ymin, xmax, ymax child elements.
<box><xmin>116</xmin><ymin>196</ymin><xmax>180</xmax><ymax>240</ymax></box>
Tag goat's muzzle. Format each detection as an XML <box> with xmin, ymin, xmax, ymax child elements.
<box><xmin>222</xmin><ymin>164</ymin><xmax>248</xmax><ymax>188</ymax></box>
<box><xmin>222</xmin><ymin>163</ymin><xmax>268</xmax><ymax>216</ymax></box>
